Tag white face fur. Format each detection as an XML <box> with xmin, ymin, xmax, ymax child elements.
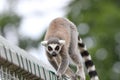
<box><xmin>41</xmin><ymin>40</ymin><xmax>65</xmax><ymax>56</ymax></box>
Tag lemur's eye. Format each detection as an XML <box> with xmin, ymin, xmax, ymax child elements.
<box><xmin>55</xmin><ymin>46</ymin><xmax>59</xmax><ymax>51</ymax></box>
<box><xmin>48</xmin><ymin>46</ymin><xmax>53</xmax><ymax>51</ymax></box>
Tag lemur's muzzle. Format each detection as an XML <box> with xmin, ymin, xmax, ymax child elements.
<box><xmin>52</xmin><ymin>52</ymin><xmax>57</xmax><ymax>57</ymax></box>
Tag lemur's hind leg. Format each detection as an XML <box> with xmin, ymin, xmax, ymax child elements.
<box><xmin>69</xmin><ymin>30</ymin><xmax>85</xmax><ymax>80</ymax></box>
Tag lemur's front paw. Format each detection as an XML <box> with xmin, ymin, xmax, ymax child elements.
<box><xmin>76</xmin><ymin>71</ymin><xmax>85</xmax><ymax>80</ymax></box>
<box><xmin>57</xmin><ymin>71</ymin><xmax>62</xmax><ymax>80</ymax></box>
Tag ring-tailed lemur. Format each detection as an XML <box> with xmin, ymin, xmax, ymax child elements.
<box><xmin>41</xmin><ymin>17</ymin><xmax>99</xmax><ymax>80</ymax></box>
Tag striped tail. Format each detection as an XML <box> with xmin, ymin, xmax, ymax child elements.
<box><xmin>78</xmin><ymin>36</ymin><xmax>99</xmax><ymax>80</ymax></box>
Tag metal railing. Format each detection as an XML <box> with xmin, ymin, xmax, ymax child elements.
<box><xmin>0</xmin><ymin>36</ymin><xmax>67</xmax><ymax>80</ymax></box>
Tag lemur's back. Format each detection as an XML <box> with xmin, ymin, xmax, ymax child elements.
<box><xmin>45</xmin><ymin>17</ymin><xmax>77</xmax><ymax>47</ymax></box>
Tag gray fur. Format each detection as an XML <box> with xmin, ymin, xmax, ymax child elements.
<box><xmin>41</xmin><ymin>17</ymin><xmax>85</xmax><ymax>80</ymax></box>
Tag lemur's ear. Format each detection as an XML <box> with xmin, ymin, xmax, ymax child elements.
<box><xmin>59</xmin><ymin>40</ymin><xmax>65</xmax><ymax>45</ymax></box>
<box><xmin>41</xmin><ymin>41</ymin><xmax>48</xmax><ymax>46</ymax></box>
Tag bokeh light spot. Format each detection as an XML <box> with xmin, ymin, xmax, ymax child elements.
<box><xmin>95</xmin><ymin>48</ymin><xmax>108</xmax><ymax>60</ymax></box>
<box><xmin>113</xmin><ymin>62</ymin><xmax>120</xmax><ymax>74</ymax></box>
<box><xmin>78</xmin><ymin>23</ymin><xmax>90</xmax><ymax>35</ymax></box>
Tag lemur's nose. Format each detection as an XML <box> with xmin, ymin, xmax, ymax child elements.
<box><xmin>52</xmin><ymin>52</ymin><xmax>57</xmax><ymax>57</ymax></box>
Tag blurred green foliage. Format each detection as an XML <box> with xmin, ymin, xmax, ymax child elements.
<box><xmin>67</xmin><ymin>0</ymin><xmax>120</xmax><ymax>80</ymax></box>
<box><xmin>0</xmin><ymin>12</ymin><xmax>21</xmax><ymax>36</ymax></box>
<box><xmin>0</xmin><ymin>11</ymin><xmax>43</xmax><ymax>49</ymax></box>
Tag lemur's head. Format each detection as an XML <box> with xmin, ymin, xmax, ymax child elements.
<box><xmin>41</xmin><ymin>38</ymin><xmax>65</xmax><ymax>57</ymax></box>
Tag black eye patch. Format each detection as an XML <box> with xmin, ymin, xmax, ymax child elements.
<box><xmin>48</xmin><ymin>46</ymin><xmax>53</xmax><ymax>51</ymax></box>
<box><xmin>55</xmin><ymin>46</ymin><xmax>59</xmax><ymax>51</ymax></box>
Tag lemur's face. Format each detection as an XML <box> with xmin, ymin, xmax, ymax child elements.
<box><xmin>41</xmin><ymin>40</ymin><xmax>65</xmax><ymax>57</ymax></box>
<box><xmin>46</xmin><ymin>43</ymin><xmax>62</xmax><ymax>56</ymax></box>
